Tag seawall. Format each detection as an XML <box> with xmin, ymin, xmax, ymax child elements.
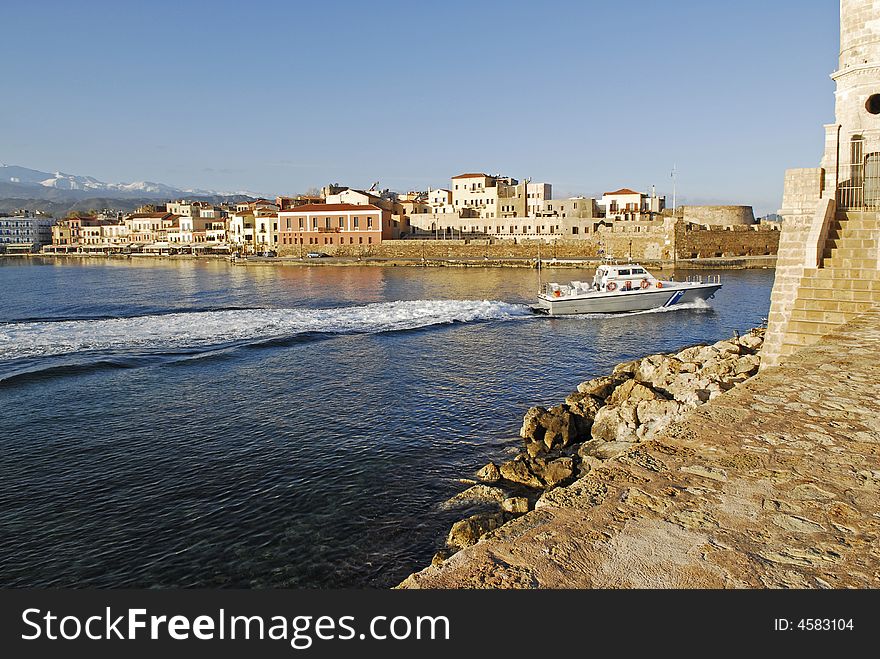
<box><xmin>400</xmin><ymin>307</ymin><xmax>880</xmax><ymax>588</ymax></box>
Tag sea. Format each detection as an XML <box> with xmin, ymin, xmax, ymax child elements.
<box><xmin>0</xmin><ymin>258</ymin><xmax>774</xmax><ymax>588</ymax></box>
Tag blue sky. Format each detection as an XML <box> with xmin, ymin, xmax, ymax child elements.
<box><xmin>1</xmin><ymin>0</ymin><xmax>838</xmax><ymax>214</ymax></box>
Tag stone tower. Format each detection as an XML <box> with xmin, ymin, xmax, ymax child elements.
<box><xmin>762</xmin><ymin>0</ymin><xmax>880</xmax><ymax>368</ymax></box>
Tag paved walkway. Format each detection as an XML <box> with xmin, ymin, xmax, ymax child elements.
<box><xmin>400</xmin><ymin>308</ymin><xmax>880</xmax><ymax>588</ymax></box>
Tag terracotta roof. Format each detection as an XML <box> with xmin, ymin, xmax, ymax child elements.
<box><xmin>278</xmin><ymin>203</ymin><xmax>382</xmax><ymax>213</ymax></box>
<box><xmin>604</xmin><ymin>188</ymin><xmax>641</xmax><ymax>196</ymax></box>
<box><xmin>452</xmin><ymin>173</ymin><xmax>489</xmax><ymax>179</ymax></box>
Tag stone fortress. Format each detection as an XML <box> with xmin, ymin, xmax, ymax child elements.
<box><xmin>763</xmin><ymin>0</ymin><xmax>880</xmax><ymax>367</ymax></box>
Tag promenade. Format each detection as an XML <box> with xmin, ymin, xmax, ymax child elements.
<box><xmin>400</xmin><ymin>307</ymin><xmax>880</xmax><ymax>588</ymax></box>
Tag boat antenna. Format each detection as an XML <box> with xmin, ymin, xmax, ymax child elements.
<box><xmin>536</xmin><ymin>240</ymin><xmax>543</xmax><ymax>294</ymax></box>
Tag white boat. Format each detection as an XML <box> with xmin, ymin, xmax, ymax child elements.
<box><xmin>532</xmin><ymin>262</ymin><xmax>721</xmax><ymax>315</ymax></box>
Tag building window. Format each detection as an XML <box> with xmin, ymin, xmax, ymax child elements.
<box><xmin>353</xmin><ymin>217</ymin><xmax>359</xmax><ymax>228</ymax></box>
<box><xmin>367</xmin><ymin>217</ymin><xmax>373</xmax><ymax>228</ymax></box>
<box><xmin>298</xmin><ymin>218</ymin><xmax>304</xmax><ymax>229</ymax></box>
<box><xmin>325</xmin><ymin>218</ymin><xmax>331</xmax><ymax>229</ymax></box>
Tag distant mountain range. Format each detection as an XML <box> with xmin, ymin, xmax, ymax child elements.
<box><xmin>0</xmin><ymin>164</ymin><xmax>262</xmax><ymax>216</ymax></box>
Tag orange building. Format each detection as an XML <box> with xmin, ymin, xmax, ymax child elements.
<box><xmin>277</xmin><ymin>203</ymin><xmax>393</xmax><ymax>249</ymax></box>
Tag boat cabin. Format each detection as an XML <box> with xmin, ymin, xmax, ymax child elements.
<box><xmin>592</xmin><ymin>264</ymin><xmax>655</xmax><ymax>292</ymax></box>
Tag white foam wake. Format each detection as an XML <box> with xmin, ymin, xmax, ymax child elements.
<box><xmin>0</xmin><ymin>300</ymin><xmax>531</xmax><ymax>360</ymax></box>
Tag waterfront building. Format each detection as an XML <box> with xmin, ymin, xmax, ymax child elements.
<box><xmin>600</xmin><ymin>188</ymin><xmax>666</xmax><ymax>221</ymax></box>
<box><xmin>0</xmin><ymin>214</ymin><xmax>54</xmax><ymax>252</ymax></box>
<box><xmin>427</xmin><ymin>188</ymin><xmax>454</xmax><ymax>214</ymax></box>
<box><xmin>228</xmin><ymin>211</ymin><xmax>256</xmax><ymax>252</ymax></box>
<box><xmin>277</xmin><ymin>203</ymin><xmax>393</xmax><ymax>250</ymax></box>
<box><xmin>254</xmin><ymin>213</ymin><xmax>279</xmax><ymax>250</ymax></box>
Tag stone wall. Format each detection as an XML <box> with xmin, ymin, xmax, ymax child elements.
<box><xmin>276</xmin><ymin>220</ymin><xmax>779</xmax><ymax>262</ymax></box>
<box><xmin>675</xmin><ymin>223</ymin><xmax>779</xmax><ymax>259</ymax></box>
<box><xmin>680</xmin><ymin>205</ymin><xmax>755</xmax><ymax>226</ymax></box>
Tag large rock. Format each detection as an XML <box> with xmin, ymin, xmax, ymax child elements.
<box><xmin>612</xmin><ymin>359</ymin><xmax>640</xmax><ymax>377</ymax></box>
<box><xmin>476</xmin><ymin>462</ymin><xmax>501</xmax><ymax>482</ymax></box>
<box><xmin>607</xmin><ymin>379</ymin><xmax>665</xmax><ymax>406</ymax></box>
<box><xmin>540</xmin><ymin>405</ymin><xmax>579</xmax><ymax>449</ymax></box>
<box><xmin>520</xmin><ymin>406</ymin><xmax>548</xmax><ymax>442</ymax></box>
<box><xmin>576</xmin><ymin>375</ymin><xmax>621</xmax><ymax>399</ymax></box>
<box><xmin>541</xmin><ymin>457</ymin><xmax>575</xmax><ymax>488</ymax></box>
<box><xmin>734</xmin><ymin>354</ymin><xmax>760</xmax><ymax>375</ymax></box>
<box><xmin>740</xmin><ymin>334</ymin><xmax>763</xmax><ymax>351</ymax></box>
<box><xmin>713</xmin><ymin>340</ymin><xmax>742</xmax><ymax>356</ymax></box>
<box><xmin>675</xmin><ymin>345</ymin><xmax>705</xmax><ymax>363</ymax></box>
<box><xmin>502</xmin><ymin>497</ymin><xmax>530</xmax><ymax>514</ymax></box>
<box><xmin>695</xmin><ymin>346</ymin><xmax>721</xmax><ymax>364</ymax></box>
<box><xmin>499</xmin><ymin>460</ymin><xmax>544</xmax><ymax>488</ymax></box>
<box><xmin>446</xmin><ymin>512</ymin><xmax>508</xmax><ymax>550</ymax></box>
<box><xmin>520</xmin><ymin>405</ymin><xmax>580</xmax><ymax>449</ymax></box>
<box><xmin>635</xmin><ymin>355</ymin><xmax>683</xmax><ymax>388</ymax></box>
<box><xmin>564</xmin><ymin>391</ymin><xmax>603</xmax><ymax>419</ymax></box>
<box><xmin>590</xmin><ymin>403</ymin><xmax>639</xmax><ymax>442</ymax></box>
<box><xmin>441</xmin><ymin>484</ymin><xmax>506</xmax><ymax>510</ymax></box>
<box><xmin>636</xmin><ymin>398</ymin><xmax>682</xmax><ymax>426</ymax></box>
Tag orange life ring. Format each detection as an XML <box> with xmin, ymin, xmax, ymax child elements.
<box><xmin>606</xmin><ymin>282</ymin><xmax>617</xmax><ymax>292</ymax></box>
<box><xmin>640</xmin><ymin>279</ymin><xmax>650</xmax><ymax>289</ymax></box>
<box><xmin>656</xmin><ymin>281</ymin><xmax>664</xmax><ymax>288</ymax></box>
<box><xmin>553</xmin><ymin>289</ymin><xmax>562</xmax><ymax>297</ymax></box>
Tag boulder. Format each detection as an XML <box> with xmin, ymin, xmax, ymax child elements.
<box><xmin>446</xmin><ymin>512</ymin><xmax>508</xmax><ymax>550</ymax></box>
<box><xmin>713</xmin><ymin>340</ymin><xmax>742</xmax><ymax>356</ymax></box>
<box><xmin>542</xmin><ymin>457</ymin><xmax>575</xmax><ymax>488</ymax></box>
<box><xmin>636</xmin><ymin>355</ymin><xmax>684</xmax><ymax>388</ymax></box>
<box><xmin>734</xmin><ymin>354</ymin><xmax>761</xmax><ymax>376</ymax></box>
<box><xmin>564</xmin><ymin>392</ymin><xmax>603</xmax><ymax>419</ymax></box>
<box><xmin>740</xmin><ymin>334</ymin><xmax>763</xmax><ymax>351</ymax></box>
<box><xmin>476</xmin><ymin>462</ymin><xmax>501</xmax><ymax>482</ymax></box>
<box><xmin>541</xmin><ymin>406</ymin><xmax>579</xmax><ymax>449</ymax></box>
<box><xmin>590</xmin><ymin>404</ymin><xmax>638</xmax><ymax>442</ymax></box>
<box><xmin>521</xmin><ymin>405</ymin><xmax>580</xmax><ymax>449</ymax></box>
<box><xmin>520</xmin><ymin>406</ymin><xmax>548</xmax><ymax>442</ymax></box>
<box><xmin>499</xmin><ymin>460</ymin><xmax>544</xmax><ymax>488</ymax></box>
<box><xmin>525</xmin><ymin>441</ymin><xmax>546</xmax><ymax>458</ymax></box>
<box><xmin>695</xmin><ymin>346</ymin><xmax>721</xmax><ymax>364</ymax></box>
<box><xmin>576</xmin><ymin>375</ymin><xmax>621</xmax><ymax>399</ymax></box>
<box><xmin>501</xmin><ymin>497</ymin><xmax>530</xmax><ymax>514</ymax></box>
<box><xmin>636</xmin><ymin>398</ymin><xmax>682</xmax><ymax>426</ymax></box>
<box><xmin>607</xmin><ymin>379</ymin><xmax>665</xmax><ymax>406</ymax></box>
<box><xmin>441</xmin><ymin>484</ymin><xmax>506</xmax><ymax>510</ymax></box>
<box><xmin>612</xmin><ymin>359</ymin><xmax>640</xmax><ymax>377</ymax></box>
<box><xmin>675</xmin><ymin>345</ymin><xmax>705</xmax><ymax>363</ymax></box>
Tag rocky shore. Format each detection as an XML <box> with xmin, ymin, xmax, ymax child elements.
<box><xmin>432</xmin><ymin>327</ymin><xmax>766</xmax><ymax>566</ymax></box>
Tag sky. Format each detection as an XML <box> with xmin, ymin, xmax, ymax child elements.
<box><xmin>1</xmin><ymin>0</ymin><xmax>839</xmax><ymax>215</ymax></box>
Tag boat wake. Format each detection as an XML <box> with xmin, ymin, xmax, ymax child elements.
<box><xmin>0</xmin><ymin>300</ymin><xmax>531</xmax><ymax>364</ymax></box>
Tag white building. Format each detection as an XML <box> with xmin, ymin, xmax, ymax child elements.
<box><xmin>0</xmin><ymin>215</ymin><xmax>54</xmax><ymax>252</ymax></box>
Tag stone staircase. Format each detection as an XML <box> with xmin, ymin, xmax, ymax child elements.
<box><xmin>780</xmin><ymin>211</ymin><xmax>880</xmax><ymax>358</ymax></box>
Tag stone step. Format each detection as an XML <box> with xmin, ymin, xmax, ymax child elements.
<box><xmin>800</xmin><ymin>275</ymin><xmax>880</xmax><ymax>290</ymax></box>
<box><xmin>797</xmin><ymin>287</ymin><xmax>880</xmax><ymax>302</ymax></box>
<box><xmin>826</xmin><ymin>230</ymin><xmax>880</xmax><ymax>244</ymax></box>
<box><xmin>835</xmin><ymin>216</ymin><xmax>880</xmax><ymax>230</ymax></box>
<box><xmin>823</xmin><ymin>238</ymin><xmax>877</xmax><ymax>251</ymax></box>
<box><xmin>785</xmin><ymin>317</ymin><xmax>851</xmax><ymax>337</ymax></box>
<box><xmin>792</xmin><ymin>298</ymin><xmax>876</xmax><ymax>314</ymax></box>
<box><xmin>788</xmin><ymin>308</ymin><xmax>855</xmax><ymax>325</ymax></box>
<box><xmin>820</xmin><ymin>257</ymin><xmax>878</xmax><ymax>269</ymax></box>
<box><xmin>822</xmin><ymin>246</ymin><xmax>877</xmax><ymax>260</ymax></box>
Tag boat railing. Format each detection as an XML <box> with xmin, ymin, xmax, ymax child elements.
<box><xmin>685</xmin><ymin>274</ymin><xmax>721</xmax><ymax>284</ymax></box>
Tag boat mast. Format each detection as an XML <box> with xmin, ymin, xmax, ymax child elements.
<box><xmin>536</xmin><ymin>239</ymin><xmax>543</xmax><ymax>294</ymax></box>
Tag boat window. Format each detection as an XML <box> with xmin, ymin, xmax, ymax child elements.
<box><xmin>618</xmin><ymin>269</ymin><xmax>631</xmax><ymax>276</ymax></box>
<box><xmin>633</xmin><ymin>268</ymin><xmax>646</xmax><ymax>274</ymax></box>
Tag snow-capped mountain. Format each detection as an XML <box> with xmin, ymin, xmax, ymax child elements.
<box><xmin>0</xmin><ymin>164</ymin><xmax>261</xmax><ymax>198</ymax></box>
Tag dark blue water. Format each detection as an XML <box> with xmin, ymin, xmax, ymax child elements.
<box><xmin>0</xmin><ymin>258</ymin><xmax>773</xmax><ymax>588</ymax></box>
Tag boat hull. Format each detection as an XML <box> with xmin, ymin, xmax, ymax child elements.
<box><xmin>533</xmin><ymin>283</ymin><xmax>721</xmax><ymax>315</ymax></box>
